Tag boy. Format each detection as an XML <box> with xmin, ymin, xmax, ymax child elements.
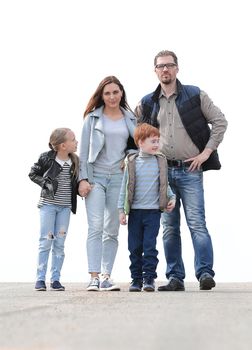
<box><xmin>118</xmin><ymin>123</ymin><xmax>175</xmax><ymax>292</ymax></box>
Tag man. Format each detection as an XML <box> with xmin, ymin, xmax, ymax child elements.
<box><xmin>135</xmin><ymin>50</ymin><xmax>227</xmax><ymax>291</ymax></box>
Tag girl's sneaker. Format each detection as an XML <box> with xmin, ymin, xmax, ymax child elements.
<box><xmin>50</xmin><ymin>281</ymin><xmax>65</xmax><ymax>291</ymax></box>
<box><xmin>87</xmin><ymin>277</ymin><xmax>100</xmax><ymax>291</ymax></box>
<box><xmin>35</xmin><ymin>280</ymin><xmax>46</xmax><ymax>291</ymax></box>
<box><xmin>100</xmin><ymin>277</ymin><xmax>120</xmax><ymax>291</ymax></box>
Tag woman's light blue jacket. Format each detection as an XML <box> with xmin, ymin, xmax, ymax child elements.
<box><xmin>79</xmin><ymin>106</ymin><xmax>137</xmax><ymax>183</ymax></box>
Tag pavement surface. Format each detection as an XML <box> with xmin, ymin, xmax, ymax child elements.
<box><xmin>0</xmin><ymin>282</ymin><xmax>252</xmax><ymax>350</ymax></box>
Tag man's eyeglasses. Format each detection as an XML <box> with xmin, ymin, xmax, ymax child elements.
<box><xmin>155</xmin><ymin>63</ymin><xmax>177</xmax><ymax>70</ymax></box>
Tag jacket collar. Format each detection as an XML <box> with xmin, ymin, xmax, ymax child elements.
<box><xmin>48</xmin><ymin>150</ymin><xmax>57</xmax><ymax>160</ymax></box>
<box><xmin>89</xmin><ymin>106</ymin><xmax>136</xmax><ymax>133</ymax></box>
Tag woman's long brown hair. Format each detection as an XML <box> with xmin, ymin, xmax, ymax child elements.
<box><xmin>83</xmin><ymin>76</ymin><xmax>132</xmax><ymax>117</ymax></box>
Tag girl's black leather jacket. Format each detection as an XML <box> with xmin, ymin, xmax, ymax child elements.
<box><xmin>28</xmin><ymin>150</ymin><xmax>78</xmax><ymax>214</ymax></box>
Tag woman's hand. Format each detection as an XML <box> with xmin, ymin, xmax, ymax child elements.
<box><xmin>78</xmin><ymin>179</ymin><xmax>92</xmax><ymax>198</ymax></box>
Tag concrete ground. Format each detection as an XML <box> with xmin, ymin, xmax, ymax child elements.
<box><xmin>0</xmin><ymin>282</ymin><xmax>252</xmax><ymax>350</ymax></box>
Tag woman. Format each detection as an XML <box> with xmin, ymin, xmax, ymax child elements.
<box><xmin>78</xmin><ymin>76</ymin><xmax>137</xmax><ymax>291</ymax></box>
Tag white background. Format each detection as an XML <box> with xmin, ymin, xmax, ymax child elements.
<box><xmin>0</xmin><ymin>0</ymin><xmax>251</xmax><ymax>283</ymax></box>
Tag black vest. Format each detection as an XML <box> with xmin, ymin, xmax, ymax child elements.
<box><xmin>138</xmin><ymin>80</ymin><xmax>221</xmax><ymax>171</ymax></box>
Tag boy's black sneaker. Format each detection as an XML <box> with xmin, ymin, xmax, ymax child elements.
<box><xmin>143</xmin><ymin>278</ymin><xmax>155</xmax><ymax>292</ymax></box>
<box><xmin>129</xmin><ymin>279</ymin><xmax>142</xmax><ymax>292</ymax></box>
<box><xmin>50</xmin><ymin>281</ymin><xmax>65</xmax><ymax>291</ymax></box>
<box><xmin>35</xmin><ymin>280</ymin><xmax>46</xmax><ymax>291</ymax></box>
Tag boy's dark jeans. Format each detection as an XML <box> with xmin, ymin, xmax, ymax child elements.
<box><xmin>128</xmin><ymin>209</ymin><xmax>161</xmax><ymax>279</ymax></box>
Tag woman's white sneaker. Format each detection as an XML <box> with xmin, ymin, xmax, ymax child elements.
<box><xmin>100</xmin><ymin>277</ymin><xmax>120</xmax><ymax>291</ymax></box>
<box><xmin>86</xmin><ymin>277</ymin><xmax>100</xmax><ymax>291</ymax></box>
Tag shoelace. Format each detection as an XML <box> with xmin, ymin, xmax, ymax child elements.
<box><xmin>91</xmin><ymin>278</ymin><xmax>99</xmax><ymax>286</ymax></box>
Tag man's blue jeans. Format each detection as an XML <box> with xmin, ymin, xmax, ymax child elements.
<box><xmin>128</xmin><ymin>209</ymin><xmax>161</xmax><ymax>279</ymax></box>
<box><xmin>161</xmin><ymin>167</ymin><xmax>214</xmax><ymax>281</ymax></box>
<box><xmin>37</xmin><ymin>204</ymin><xmax>71</xmax><ymax>282</ymax></box>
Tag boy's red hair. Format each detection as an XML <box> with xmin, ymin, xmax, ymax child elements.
<box><xmin>134</xmin><ymin>123</ymin><xmax>160</xmax><ymax>146</ymax></box>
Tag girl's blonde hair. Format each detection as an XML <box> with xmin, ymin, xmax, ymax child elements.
<box><xmin>49</xmin><ymin>128</ymin><xmax>79</xmax><ymax>177</ymax></box>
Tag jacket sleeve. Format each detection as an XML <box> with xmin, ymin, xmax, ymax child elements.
<box><xmin>134</xmin><ymin>100</ymin><xmax>145</xmax><ymax>124</ymax></box>
<box><xmin>28</xmin><ymin>155</ymin><xmax>47</xmax><ymax>188</ymax></box>
<box><xmin>200</xmin><ymin>90</ymin><xmax>228</xmax><ymax>150</ymax></box>
<box><xmin>125</xmin><ymin>113</ymin><xmax>138</xmax><ymax>154</ymax></box>
<box><xmin>78</xmin><ymin>116</ymin><xmax>91</xmax><ymax>181</ymax></box>
<box><xmin>167</xmin><ymin>185</ymin><xmax>176</xmax><ymax>201</ymax></box>
<box><xmin>118</xmin><ymin>165</ymin><xmax>128</xmax><ymax>213</ymax></box>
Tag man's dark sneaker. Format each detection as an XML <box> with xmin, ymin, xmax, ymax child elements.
<box><xmin>158</xmin><ymin>277</ymin><xmax>185</xmax><ymax>291</ymax></box>
<box><xmin>129</xmin><ymin>279</ymin><xmax>143</xmax><ymax>292</ymax></box>
<box><xmin>35</xmin><ymin>280</ymin><xmax>46</xmax><ymax>291</ymax></box>
<box><xmin>50</xmin><ymin>281</ymin><xmax>65</xmax><ymax>291</ymax></box>
<box><xmin>199</xmin><ymin>273</ymin><xmax>216</xmax><ymax>290</ymax></box>
<box><xmin>143</xmin><ymin>278</ymin><xmax>155</xmax><ymax>292</ymax></box>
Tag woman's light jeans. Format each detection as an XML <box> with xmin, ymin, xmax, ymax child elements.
<box><xmin>85</xmin><ymin>172</ymin><xmax>123</xmax><ymax>275</ymax></box>
<box><xmin>37</xmin><ymin>204</ymin><xmax>71</xmax><ymax>282</ymax></box>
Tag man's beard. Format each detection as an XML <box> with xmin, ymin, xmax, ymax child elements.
<box><xmin>161</xmin><ymin>77</ymin><xmax>172</xmax><ymax>85</ymax></box>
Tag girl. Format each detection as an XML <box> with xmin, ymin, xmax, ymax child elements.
<box><xmin>29</xmin><ymin>128</ymin><xmax>79</xmax><ymax>291</ymax></box>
